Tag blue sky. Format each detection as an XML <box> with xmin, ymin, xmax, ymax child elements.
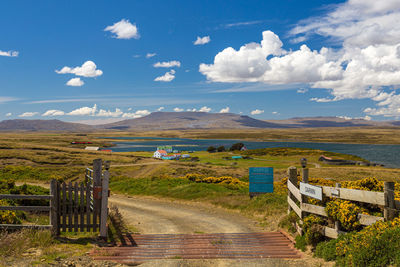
<box><xmin>1</xmin><ymin>0</ymin><xmax>400</xmax><ymax>123</ymax></box>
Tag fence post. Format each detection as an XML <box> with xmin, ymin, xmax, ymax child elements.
<box><xmin>384</xmin><ymin>182</ymin><xmax>396</xmax><ymax>221</ymax></box>
<box><xmin>100</xmin><ymin>167</ymin><xmax>110</xmax><ymax>239</ymax></box>
<box><xmin>301</xmin><ymin>168</ymin><xmax>309</xmax><ymax>218</ymax></box>
<box><xmin>334</xmin><ymin>183</ymin><xmax>341</xmax><ymax>231</ymax></box>
<box><xmin>287</xmin><ymin>166</ymin><xmax>298</xmax><ymax>214</ymax></box>
<box><xmin>50</xmin><ymin>179</ymin><xmax>59</xmax><ymax>236</ymax></box>
<box><xmin>93</xmin><ymin>159</ymin><xmax>102</xmax><ymax>232</ymax></box>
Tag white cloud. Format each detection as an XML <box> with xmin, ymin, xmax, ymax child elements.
<box><xmin>68</xmin><ymin>104</ymin><xmax>98</xmax><ymax>116</ymax></box>
<box><xmin>97</xmin><ymin>108</ymin><xmax>123</xmax><ymax>117</ymax></box>
<box><xmin>18</xmin><ymin>112</ymin><xmax>39</xmax><ymax>117</ymax></box>
<box><xmin>219</xmin><ymin>107</ymin><xmax>230</xmax><ymax>113</ymax></box>
<box><xmin>104</xmin><ymin>19</ymin><xmax>139</xmax><ymax>39</ymax></box>
<box><xmin>173</xmin><ymin>107</ymin><xmax>183</xmax><ymax>112</ymax></box>
<box><xmin>156</xmin><ymin>106</ymin><xmax>165</xmax><ymax>111</ymax></box>
<box><xmin>194</xmin><ymin>36</ymin><xmax>211</xmax><ymax>45</ymax></box>
<box><xmin>66</xmin><ymin>77</ymin><xmax>84</xmax><ymax>87</ymax></box>
<box><xmin>154</xmin><ymin>69</ymin><xmax>176</xmax><ymax>82</ymax></box>
<box><xmin>199</xmin><ymin>106</ymin><xmax>211</xmax><ymax>112</ymax></box>
<box><xmin>42</xmin><ymin>110</ymin><xmax>65</xmax><ymax>116</ymax></box>
<box><xmin>0</xmin><ymin>97</ymin><xmax>18</xmax><ymax>103</ymax></box>
<box><xmin>56</xmin><ymin>61</ymin><xmax>103</xmax><ymax>78</ymax></box>
<box><xmin>5</xmin><ymin>113</ymin><xmax>12</xmax><ymax>117</ymax></box>
<box><xmin>297</xmin><ymin>88</ymin><xmax>308</xmax><ymax>94</ymax></box>
<box><xmin>200</xmin><ymin>1</ymin><xmax>400</xmax><ymax>118</ymax></box>
<box><xmin>146</xmin><ymin>53</ymin><xmax>156</xmax><ymax>58</ymax></box>
<box><xmin>199</xmin><ymin>31</ymin><xmax>342</xmax><ymax>83</ymax></box>
<box><xmin>223</xmin><ymin>21</ymin><xmax>262</xmax><ymax>29</ymax></box>
<box><xmin>272</xmin><ymin>111</ymin><xmax>279</xmax><ymax>115</ymax></box>
<box><xmin>251</xmin><ymin>109</ymin><xmax>264</xmax><ymax>115</ymax></box>
<box><xmin>0</xmin><ymin>50</ymin><xmax>18</xmax><ymax>57</ymax></box>
<box><xmin>121</xmin><ymin>109</ymin><xmax>150</xmax><ymax>118</ymax></box>
<box><xmin>187</xmin><ymin>108</ymin><xmax>197</xmax><ymax>112</ymax></box>
<box><xmin>133</xmin><ymin>54</ymin><xmax>141</xmax><ymax>58</ymax></box>
<box><xmin>153</xmin><ymin>61</ymin><xmax>181</xmax><ymax>68</ymax></box>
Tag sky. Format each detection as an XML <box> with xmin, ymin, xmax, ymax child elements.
<box><xmin>1</xmin><ymin>0</ymin><xmax>400</xmax><ymax>123</ymax></box>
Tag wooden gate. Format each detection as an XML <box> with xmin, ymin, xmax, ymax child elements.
<box><xmin>53</xmin><ymin>159</ymin><xmax>110</xmax><ymax>238</ymax></box>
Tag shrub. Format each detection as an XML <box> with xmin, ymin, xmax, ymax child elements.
<box><xmin>325</xmin><ymin>199</ymin><xmax>365</xmax><ymax>231</ymax></box>
<box><xmin>229</xmin><ymin>143</ymin><xmax>244</xmax><ymax>151</ymax></box>
<box><xmin>315</xmin><ymin>237</ymin><xmax>342</xmax><ymax>262</ymax></box>
<box><xmin>207</xmin><ymin>146</ymin><xmax>216</xmax><ymax>153</ymax></box>
<box><xmin>302</xmin><ymin>215</ymin><xmax>325</xmax><ymax>246</ymax></box>
<box><xmin>217</xmin><ymin>146</ymin><xmax>226</xmax><ymax>152</ymax></box>
<box><xmin>295</xmin><ymin>235</ymin><xmax>307</xmax><ymax>252</ymax></box>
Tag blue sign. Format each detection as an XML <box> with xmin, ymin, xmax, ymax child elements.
<box><xmin>249</xmin><ymin>167</ymin><xmax>273</xmax><ymax>194</ymax></box>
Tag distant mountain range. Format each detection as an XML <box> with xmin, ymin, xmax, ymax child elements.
<box><xmin>0</xmin><ymin>112</ymin><xmax>398</xmax><ymax>131</ymax></box>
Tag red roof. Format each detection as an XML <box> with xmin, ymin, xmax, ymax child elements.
<box><xmin>157</xmin><ymin>150</ymin><xmax>167</xmax><ymax>154</ymax></box>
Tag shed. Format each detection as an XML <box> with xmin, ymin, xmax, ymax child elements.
<box><xmin>85</xmin><ymin>146</ymin><xmax>99</xmax><ymax>151</ymax></box>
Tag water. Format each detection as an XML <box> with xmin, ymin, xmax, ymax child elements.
<box><xmin>104</xmin><ymin>137</ymin><xmax>400</xmax><ymax>168</ymax></box>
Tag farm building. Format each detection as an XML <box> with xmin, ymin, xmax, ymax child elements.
<box><xmin>153</xmin><ymin>150</ymin><xmax>168</xmax><ymax>158</ymax></box>
<box><xmin>157</xmin><ymin>146</ymin><xmax>173</xmax><ymax>153</ymax></box>
<box><xmin>181</xmin><ymin>154</ymin><xmax>190</xmax><ymax>158</ymax></box>
<box><xmin>85</xmin><ymin>146</ymin><xmax>99</xmax><ymax>151</ymax></box>
<box><xmin>161</xmin><ymin>155</ymin><xmax>176</xmax><ymax>160</ymax></box>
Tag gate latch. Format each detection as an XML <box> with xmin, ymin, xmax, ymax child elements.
<box><xmin>93</xmin><ymin>186</ymin><xmax>102</xmax><ymax>199</ymax></box>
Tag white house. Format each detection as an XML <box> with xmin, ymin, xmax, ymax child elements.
<box><xmin>153</xmin><ymin>150</ymin><xmax>167</xmax><ymax>158</ymax></box>
<box><xmin>85</xmin><ymin>146</ymin><xmax>99</xmax><ymax>151</ymax></box>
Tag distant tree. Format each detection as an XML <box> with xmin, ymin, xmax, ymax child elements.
<box><xmin>217</xmin><ymin>146</ymin><xmax>226</xmax><ymax>152</ymax></box>
<box><xmin>207</xmin><ymin>146</ymin><xmax>216</xmax><ymax>153</ymax></box>
<box><xmin>230</xmin><ymin>143</ymin><xmax>245</xmax><ymax>151</ymax></box>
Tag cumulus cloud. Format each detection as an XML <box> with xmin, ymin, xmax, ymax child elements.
<box><xmin>5</xmin><ymin>113</ymin><xmax>12</xmax><ymax>117</ymax></box>
<box><xmin>104</xmin><ymin>19</ymin><xmax>139</xmax><ymax>39</ymax></box>
<box><xmin>153</xmin><ymin>61</ymin><xmax>181</xmax><ymax>68</ymax></box>
<box><xmin>199</xmin><ymin>106</ymin><xmax>211</xmax><ymax>112</ymax></box>
<box><xmin>146</xmin><ymin>53</ymin><xmax>156</xmax><ymax>58</ymax></box>
<box><xmin>68</xmin><ymin>104</ymin><xmax>98</xmax><ymax>116</ymax></box>
<box><xmin>0</xmin><ymin>50</ymin><xmax>18</xmax><ymax>57</ymax></box>
<box><xmin>297</xmin><ymin>88</ymin><xmax>308</xmax><ymax>94</ymax></box>
<box><xmin>66</xmin><ymin>77</ymin><xmax>84</xmax><ymax>87</ymax></box>
<box><xmin>42</xmin><ymin>110</ymin><xmax>65</xmax><ymax>116</ymax></box>
<box><xmin>194</xmin><ymin>36</ymin><xmax>211</xmax><ymax>45</ymax></box>
<box><xmin>154</xmin><ymin>69</ymin><xmax>176</xmax><ymax>82</ymax></box>
<box><xmin>200</xmin><ymin>1</ymin><xmax>400</xmax><ymax>118</ymax></box>
<box><xmin>219</xmin><ymin>107</ymin><xmax>230</xmax><ymax>113</ymax></box>
<box><xmin>97</xmin><ymin>108</ymin><xmax>123</xmax><ymax>117</ymax></box>
<box><xmin>157</xmin><ymin>106</ymin><xmax>165</xmax><ymax>111</ymax></box>
<box><xmin>251</xmin><ymin>109</ymin><xmax>264</xmax><ymax>115</ymax></box>
<box><xmin>122</xmin><ymin>109</ymin><xmax>150</xmax><ymax>118</ymax></box>
<box><xmin>19</xmin><ymin>112</ymin><xmax>39</xmax><ymax>117</ymax></box>
<box><xmin>56</xmin><ymin>61</ymin><xmax>103</xmax><ymax>78</ymax></box>
<box><xmin>173</xmin><ymin>107</ymin><xmax>183</xmax><ymax>112</ymax></box>
<box><xmin>187</xmin><ymin>108</ymin><xmax>197</xmax><ymax>112</ymax></box>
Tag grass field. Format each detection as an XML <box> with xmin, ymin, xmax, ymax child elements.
<box><xmin>1</xmin><ymin>130</ymin><xmax>400</xmax><ymax>265</ymax></box>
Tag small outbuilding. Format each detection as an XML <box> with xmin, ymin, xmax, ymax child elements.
<box><xmin>85</xmin><ymin>146</ymin><xmax>99</xmax><ymax>151</ymax></box>
<box><xmin>153</xmin><ymin>150</ymin><xmax>168</xmax><ymax>158</ymax></box>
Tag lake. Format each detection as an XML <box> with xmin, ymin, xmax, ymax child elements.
<box><xmin>105</xmin><ymin>137</ymin><xmax>400</xmax><ymax>168</ymax></box>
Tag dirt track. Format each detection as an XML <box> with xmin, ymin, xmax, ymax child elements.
<box><xmin>109</xmin><ymin>194</ymin><xmax>262</xmax><ymax>234</ymax></box>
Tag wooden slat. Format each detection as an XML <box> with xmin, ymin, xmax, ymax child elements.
<box><xmin>358</xmin><ymin>214</ymin><xmax>384</xmax><ymax>226</ymax></box>
<box><xmin>86</xmin><ymin>182</ymin><xmax>91</xmax><ymax>232</ymax></box>
<box><xmin>287</xmin><ymin>180</ymin><xmax>301</xmax><ymax>202</ymax></box>
<box><xmin>0</xmin><ymin>224</ymin><xmax>52</xmax><ymax>230</ymax></box>
<box><xmin>100</xmin><ymin>170</ymin><xmax>110</xmax><ymax>238</ymax></box>
<box><xmin>287</xmin><ymin>196</ymin><xmax>301</xmax><ymax>218</ymax></box>
<box><xmin>0</xmin><ymin>206</ymin><xmax>50</xmax><ymax>211</ymax></box>
<box><xmin>62</xmin><ymin>182</ymin><xmax>67</xmax><ymax>232</ymax></box>
<box><xmin>323</xmin><ymin>226</ymin><xmax>346</xmax><ymax>239</ymax></box>
<box><xmin>0</xmin><ymin>194</ymin><xmax>52</xmax><ymax>200</ymax></box>
<box><xmin>68</xmin><ymin>182</ymin><xmax>73</xmax><ymax>232</ymax></box>
<box><xmin>295</xmin><ymin>222</ymin><xmax>302</xmax><ymax>235</ymax></box>
<box><xmin>56</xmin><ymin>182</ymin><xmax>60</xmax><ymax>235</ymax></box>
<box><xmin>301</xmin><ymin>203</ymin><xmax>327</xmax><ymax>217</ymax></box>
<box><xmin>322</xmin><ymin>186</ymin><xmax>385</xmax><ymax>205</ymax></box>
<box><xmin>74</xmin><ymin>182</ymin><xmax>79</xmax><ymax>232</ymax></box>
<box><xmin>80</xmin><ymin>183</ymin><xmax>84</xmax><ymax>232</ymax></box>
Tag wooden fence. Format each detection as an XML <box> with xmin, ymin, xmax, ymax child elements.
<box><xmin>287</xmin><ymin>166</ymin><xmax>400</xmax><ymax>239</ymax></box>
<box><xmin>0</xmin><ymin>159</ymin><xmax>110</xmax><ymax>238</ymax></box>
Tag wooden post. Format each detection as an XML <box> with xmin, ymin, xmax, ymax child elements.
<box><xmin>80</xmin><ymin>183</ymin><xmax>84</xmax><ymax>232</ymax></box>
<box><xmin>302</xmin><ymin>168</ymin><xmax>309</xmax><ymax>183</ymax></box>
<box><xmin>62</xmin><ymin>182</ymin><xmax>67</xmax><ymax>232</ymax></box>
<box><xmin>50</xmin><ymin>179</ymin><xmax>58</xmax><ymax>236</ymax></box>
<box><xmin>100</xmin><ymin>170</ymin><xmax>110</xmax><ymax>239</ymax></box>
<box><xmin>335</xmin><ymin>183</ymin><xmax>341</xmax><ymax>231</ymax></box>
<box><xmin>301</xmin><ymin>168</ymin><xmax>309</xmax><ymax>218</ymax></box>
<box><xmin>74</xmin><ymin>182</ymin><xmax>78</xmax><ymax>232</ymax></box>
<box><xmin>287</xmin><ymin>166</ymin><xmax>298</xmax><ymax>214</ymax></box>
<box><xmin>93</xmin><ymin>159</ymin><xmax>102</xmax><ymax>232</ymax></box>
<box><xmin>384</xmin><ymin>182</ymin><xmax>396</xmax><ymax>221</ymax></box>
<box><xmin>68</xmin><ymin>182</ymin><xmax>73</xmax><ymax>232</ymax></box>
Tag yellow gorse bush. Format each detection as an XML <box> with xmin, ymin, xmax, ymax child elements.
<box><xmin>183</xmin><ymin>173</ymin><xmax>247</xmax><ymax>188</ymax></box>
<box><xmin>0</xmin><ymin>200</ymin><xmax>21</xmax><ymax>224</ymax></box>
<box><xmin>325</xmin><ymin>199</ymin><xmax>367</xmax><ymax>231</ymax></box>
